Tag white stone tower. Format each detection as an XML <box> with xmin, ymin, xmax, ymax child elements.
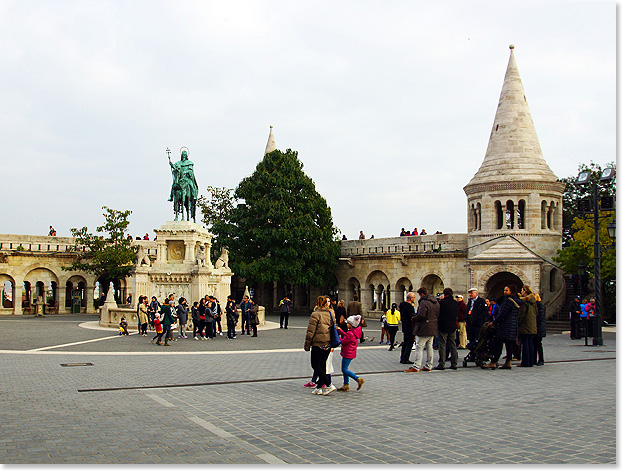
<box><xmin>463</xmin><ymin>45</ymin><xmax>565</xmax><ymax>304</ymax></box>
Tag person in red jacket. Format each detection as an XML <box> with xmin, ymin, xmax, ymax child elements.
<box><xmin>336</xmin><ymin>315</ymin><xmax>365</xmax><ymax>392</ymax></box>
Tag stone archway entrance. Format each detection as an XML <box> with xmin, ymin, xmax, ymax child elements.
<box><xmin>421</xmin><ymin>274</ymin><xmax>444</xmax><ymax>297</ymax></box>
<box><xmin>485</xmin><ymin>272</ymin><xmax>524</xmax><ymax>302</ymax></box>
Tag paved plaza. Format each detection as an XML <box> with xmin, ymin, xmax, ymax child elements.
<box><xmin>0</xmin><ymin>313</ymin><xmax>616</xmax><ymax>464</ymax></box>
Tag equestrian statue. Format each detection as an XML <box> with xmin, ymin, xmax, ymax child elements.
<box><xmin>167</xmin><ymin>147</ymin><xmax>198</xmax><ymax>222</ymax></box>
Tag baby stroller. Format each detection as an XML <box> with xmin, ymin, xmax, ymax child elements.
<box><xmin>462</xmin><ymin>322</ymin><xmax>495</xmax><ymax>367</ymax></box>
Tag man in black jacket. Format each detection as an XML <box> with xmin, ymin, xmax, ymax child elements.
<box><xmin>435</xmin><ymin>288</ymin><xmax>459</xmax><ymax>370</ymax></box>
<box><xmin>399</xmin><ymin>292</ymin><xmax>416</xmax><ymax>364</ymax></box>
<box><xmin>466</xmin><ymin>287</ymin><xmax>487</xmax><ymax>345</ymax></box>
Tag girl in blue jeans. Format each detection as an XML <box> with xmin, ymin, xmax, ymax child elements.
<box><xmin>336</xmin><ymin>315</ymin><xmax>365</xmax><ymax>392</ymax></box>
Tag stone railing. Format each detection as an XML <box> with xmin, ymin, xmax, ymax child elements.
<box><xmin>0</xmin><ymin>234</ymin><xmax>157</xmax><ymax>255</ymax></box>
<box><xmin>340</xmin><ymin>234</ymin><xmax>468</xmax><ymax>257</ymax></box>
<box><xmin>0</xmin><ymin>234</ymin><xmax>79</xmax><ymax>253</ymax></box>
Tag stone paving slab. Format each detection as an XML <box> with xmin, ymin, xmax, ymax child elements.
<box><xmin>0</xmin><ymin>314</ymin><xmax>616</xmax><ymax>464</ymax></box>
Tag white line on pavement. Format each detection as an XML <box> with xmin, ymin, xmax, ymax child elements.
<box><xmin>186</xmin><ymin>415</ymin><xmax>286</xmax><ymax>464</ymax></box>
<box><xmin>187</xmin><ymin>416</ymin><xmax>235</xmax><ymax>439</ymax></box>
<box><xmin>144</xmin><ymin>393</ymin><xmax>176</xmax><ymax>408</ymax></box>
<box><xmin>27</xmin><ymin>332</ymin><xmax>139</xmax><ymax>351</ymax></box>
<box><xmin>0</xmin><ymin>345</ymin><xmax>389</xmax><ymax>355</ymax></box>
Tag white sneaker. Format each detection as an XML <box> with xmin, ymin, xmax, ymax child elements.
<box><xmin>322</xmin><ymin>384</ymin><xmax>337</xmax><ymax>395</ymax></box>
<box><xmin>311</xmin><ymin>388</ymin><xmax>322</xmax><ymax>395</ymax></box>
<box><xmin>194</xmin><ymin>337</ymin><xmax>199</xmax><ymax>341</ymax></box>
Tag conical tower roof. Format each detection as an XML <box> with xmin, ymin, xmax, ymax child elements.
<box><xmin>264</xmin><ymin>125</ymin><xmax>276</xmax><ymax>155</ymax></box>
<box><xmin>465</xmin><ymin>45</ymin><xmax>558</xmax><ymax>191</ymax></box>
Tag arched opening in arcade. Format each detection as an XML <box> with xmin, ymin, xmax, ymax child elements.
<box><xmin>95</xmin><ymin>276</ymin><xmax>127</xmax><ymax>307</ymax></box>
<box><xmin>485</xmin><ymin>272</ymin><xmax>524</xmax><ymax>302</ymax></box>
<box><xmin>24</xmin><ymin>268</ymin><xmax>59</xmax><ymax>314</ymax></box>
<box><xmin>66</xmin><ymin>276</ymin><xmax>88</xmax><ymax>313</ymax></box>
<box><xmin>1</xmin><ymin>275</ymin><xmax>15</xmax><ymax>309</ymax></box>
<box><xmin>366</xmin><ymin>271</ymin><xmax>390</xmax><ymax>311</ymax></box>
<box><xmin>421</xmin><ymin>274</ymin><xmax>444</xmax><ymax>297</ymax></box>
<box><xmin>395</xmin><ymin>277</ymin><xmax>414</xmax><ymax>303</ymax></box>
<box><xmin>346</xmin><ymin>277</ymin><xmax>361</xmax><ymax>303</ymax></box>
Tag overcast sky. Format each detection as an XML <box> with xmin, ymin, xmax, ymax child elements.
<box><xmin>0</xmin><ymin>0</ymin><xmax>616</xmax><ymax>240</ymax></box>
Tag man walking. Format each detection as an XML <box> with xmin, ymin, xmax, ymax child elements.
<box><xmin>405</xmin><ymin>287</ymin><xmax>440</xmax><ymax>373</ymax></box>
<box><xmin>279</xmin><ymin>296</ymin><xmax>293</xmax><ymax>329</ymax></box>
<box><xmin>466</xmin><ymin>287</ymin><xmax>487</xmax><ymax>345</ymax></box>
<box><xmin>399</xmin><ymin>292</ymin><xmax>416</xmax><ymax>364</ymax></box>
<box><xmin>435</xmin><ymin>288</ymin><xmax>458</xmax><ymax>370</ymax></box>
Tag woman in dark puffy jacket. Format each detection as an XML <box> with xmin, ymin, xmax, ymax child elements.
<box><xmin>534</xmin><ymin>293</ymin><xmax>546</xmax><ymax>366</ymax></box>
<box><xmin>518</xmin><ymin>285</ymin><xmax>538</xmax><ymax>367</ymax></box>
<box><xmin>482</xmin><ymin>284</ymin><xmax>521</xmax><ymax>370</ymax></box>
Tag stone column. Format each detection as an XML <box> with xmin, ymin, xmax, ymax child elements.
<box><xmin>156</xmin><ymin>242</ymin><xmax>166</xmax><ymax>263</ymax></box>
<box><xmin>13</xmin><ymin>277</ymin><xmax>23</xmax><ymax>315</ymax></box>
<box><xmin>360</xmin><ymin>286</ymin><xmax>371</xmax><ymax>313</ymax></box>
<box><xmin>184</xmin><ymin>240</ymin><xmax>194</xmax><ymax>263</ymax></box>
<box><xmin>58</xmin><ymin>285</ymin><xmax>67</xmax><ymax>314</ymax></box>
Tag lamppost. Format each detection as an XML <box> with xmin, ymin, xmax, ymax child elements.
<box><xmin>576</xmin><ymin>166</ymin><xmax>615</xmax><ymax>346</ymax></box>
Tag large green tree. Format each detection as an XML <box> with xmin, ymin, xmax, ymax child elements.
<box><xmin>197</xmin><ymin>186</ymin><xmax>236</xmax><ymax>259</ymax></box>
<box><xmin>63</xmin><ymin>207</ymin><xmax>137</xmax><ymax>290</ymax></box>
<box><xmin>219</xmin><ymin>149</ymin><xmax>340</xmax><ymax>287</ymax></box>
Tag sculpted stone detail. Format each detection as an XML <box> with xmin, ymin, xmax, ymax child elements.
<box><xmin>169</xmin><ymin>243</ymin><xmax>185</xmax><ymax>260</ymax></box>
<box><xmin>136</xmin><ymin>245</ymin><xmax>151</xmax><ymax>267</ymax></box>
<box><xmin>0</xmin><ymin>253</ymin><xmax>8</xmax><ymax>263</ymax></box>
<box><xmin>214</xmin><ymin>248</ymin><xmax>229</xmax><ymax>269</ymax></box>
<box><xmin>196</xmin><ymin>245</ymin><xmax>207</xmax><ymax>267</ymax></box>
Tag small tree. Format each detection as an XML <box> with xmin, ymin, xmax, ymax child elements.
<box><xmin>220</xmin><ymin>149</ymin><xmax>340</xmax><ymax>288</ymax></box>
<box><xmin>63</xmin><ymin>207</ymin><xmax>137</xmax><ymax>297</ymax></box>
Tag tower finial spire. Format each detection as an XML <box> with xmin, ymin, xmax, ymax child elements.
<box><xmin>464</xmin><ymin>45</ymin><xmax>558</xmax><ymax>189</ymax></box>
<box><xmin>264</xmin><ymin>125</ymin><xmax>276</xmax><ymax>155</ymax></box>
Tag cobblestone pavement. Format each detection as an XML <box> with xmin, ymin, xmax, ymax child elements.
<box><xmin>0</xmin><ymin>314</ymin><xmax>616</xmax><ymax>464</ymax></box>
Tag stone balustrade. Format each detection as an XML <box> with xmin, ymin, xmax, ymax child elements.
<box><xmin>0</xmin><ymin>234</ymin><xmax>157</xmax><ymax>255</ymax></box>
<box><xmin>340</xmin><ymin>234</ymin><xmax>468</xmax><ymax>257</ymax></box>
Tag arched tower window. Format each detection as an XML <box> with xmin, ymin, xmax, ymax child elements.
<box><xmin>548</xmin><ymin>202</ymin><xmax>555</xmax><ymax>230</ymax></box>
<box><xmin>495</xmin><ymin>201</ymin><xmax>503</xmax><ymax>229</ymax></box>
<box><xmin>517</xmin><ymin>200</ymin><xmax>526</xmax><ymax>229</ymax></box>
<box><xmin>506</xmin><ymin>200</ymin><xmax>515</xmax><ymax>229</ymax></box>
<box><xmin>541</xmin><ymin>200</ymin><xmax>547</xmax><ymax>229</ymax></box>
<box><xmin>476</xmin><ymin>202</ymin><xmax>482</xmax><ymax>230</ymax></box>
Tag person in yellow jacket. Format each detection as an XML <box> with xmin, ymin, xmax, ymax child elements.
<box><xmin>385</xmin><ymin>303</ymin><xmax>401</xmax><ymax>351</ymax></box>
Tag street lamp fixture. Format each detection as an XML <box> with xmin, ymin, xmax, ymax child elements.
<box><xmin>607</xmin><ymin>220</ymin><xmax>616</xmax><ymax>240</ymax></box>
<box><xmin>574</xmin><ymin>167</ymin><xmax>615</xmax><ymax>346</ymax></box>
<box><xmin>577</xmin><ymin>171</ymin><xmax>591</xmax><ymax>185</ymax></box>
<box><xmin>600</xmin><ymin>167</ymin><xmax>615</xmax><ymax>182</ymax></box>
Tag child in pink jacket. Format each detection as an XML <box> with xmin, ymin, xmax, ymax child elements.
<box><xmin>336</xmin><ymin>315</ymin><xmax>365</xmax><ymax>392</ymax></box>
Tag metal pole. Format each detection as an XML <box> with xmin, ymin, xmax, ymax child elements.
<box><xmin>592</xmin><ymin>182</ymin><xmax>604</xmax><ymax>346</ymax></box>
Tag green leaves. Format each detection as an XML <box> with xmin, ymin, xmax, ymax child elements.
<box><xmin>217</xmin><ymin>149</ymin><xmax>340</xmax><ymax>287</ymax></box>
<box><xmin>63</xmin><ymin>206</ymin><xmax>137</xmax><ymax>282</ymax></box>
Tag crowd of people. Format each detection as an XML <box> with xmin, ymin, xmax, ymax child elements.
<box><xmin>302</xmin><ymin>284</ymin><xmax>548</xmax><ymax>394</ymax></box>
<box><xmin>125</xmin><ymin>293</ymin><xmax>261</xmax><ymax>346</ymax></box>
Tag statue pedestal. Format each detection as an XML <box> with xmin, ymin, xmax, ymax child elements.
<box><xmin>131</xmin><ymin>221</ymin><xmax>233</xmax><ymax>307</ymax></box>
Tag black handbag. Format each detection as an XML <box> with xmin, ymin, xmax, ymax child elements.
<box><xmin>329</xmin><ymin>311</ymin><xmax>341</xmax><ymax>348</ymax></box>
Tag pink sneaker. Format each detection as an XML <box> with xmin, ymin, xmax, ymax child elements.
<box><xmin>303</xmin><ymin>381</ymin><xmax>316</xmax><ymax>388</ymax></box>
